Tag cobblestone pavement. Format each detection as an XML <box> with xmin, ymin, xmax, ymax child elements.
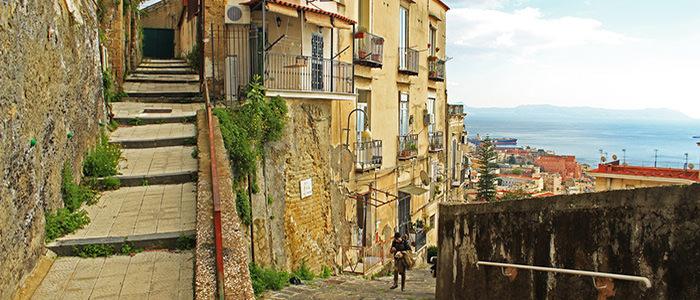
<box><xmin>262</xmin><ymin>268</ymin><xmax>436</xmax><ymax>300</ymax></box>
<box><xmin>32</xmin><ymin>251</ymin><xmax>194</xmax><ymax>300</ymax></box>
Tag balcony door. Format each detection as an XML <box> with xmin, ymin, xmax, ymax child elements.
<box><xmin>397</xmin><ymin>192</ymin><xmax>411</xmax><ymax>236</ymax></box>
<box><xmin>311</xmin><ymin>33</ymin><xmax>324</xmax><ymax>91</ymax></box>
<box><xmin>427</xmin><ymin>97</ymin><xmax>435</xmax><ymax>133</ymax></box>
<box><xmin>399</xmin><ymin>93</ymin><xmax>409</xmax><ymax>136</ymax></box>
<box><xmin>398</xmin><ymin>6</ymin><xmax>409</xmax><ymax>69</ymax></box>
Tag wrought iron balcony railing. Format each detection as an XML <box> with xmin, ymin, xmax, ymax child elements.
<box><xmin>354</xmin><ymin>31</ymin><xmax>384</xmax><ymax>68</ymax></box>
<box><xmin>429</xmin><ymin>131</ymin><xmax>444</xmax><ymax>152</ymax></box>
<box><xmin>398</xmin><ymin>47</ymin><xmax>419</xmax><ymax>75</ymax></box>
<box><xmin>355</xmin><ymin>140</ymin><xmax>383</xmax><ymax>172</ymax></box>
<box><xmin>398</xmin><ymin>134</ymin><xmax>418</xmax><ymax>160</ymax></box>
<box><xmin>448</xmin><ymin>104</ymin><xmax>464</xmax><ymax>116</ymax></box>
<box><xmin>264</xmin><ymin>52</ymin><xmax>353</xmax><ymax>94</ymax></box>
<box><xmin>428</xmin><ymin>57</ymin><xmax>445</xmax><ymax>81</ymax></box>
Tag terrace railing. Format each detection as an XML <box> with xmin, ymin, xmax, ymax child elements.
<box><xmin>398</xmin><ymin>134</ymin><xmax>418</xmax><ymax>160</ymax></box>
<box><xmin>354</xmin><ymin>31</ymin><xmax>384</xmax><ymax>67</ymax></box>
<box><xmin>428</xmin><ymin>57</ymin><xmax>445</xmax><ymax>81</ymax></box>
<box><xmin>429</xmin><ymin>131</ymin><xmax>444</xmax><ymax>152</ymax></box>
<box><xmin>398</xmin><ymin>47</ymin><xmax>419</xmax><ymax>75</ymax></box>
<box><xmin>355</xmin><ymin>140</ymin><xmax>383</xmax><ymax>172</ymax></box>
<box><xmin>265</xmin><ymin>52</ymin><xmax>353</xmax><ymax>94</ymax></box>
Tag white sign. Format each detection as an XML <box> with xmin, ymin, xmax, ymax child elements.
<box><xmin>300</xmin><ymin>178</ymin><xmax>313</xmax><ymax>199</ymax></box>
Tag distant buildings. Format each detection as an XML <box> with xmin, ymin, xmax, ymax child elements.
<box><xmin>534</xmin><ymin>155</ymin><xmax>583</xmax><ymax>181</ymax></box>
<box><xmin>589</xmin><ymin>161</ymin><xmax>700</xmax><ymax>191</ymax></box>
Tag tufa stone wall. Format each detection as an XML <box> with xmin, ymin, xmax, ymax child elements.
<box><xmin>0</xmin><ymin>0</ymin><xmax>104</xmax><ymax>298</ymax></box>
<box><xmin>437</xmin><ymin>184</ymin><xmax>700</xmax><ymax>300</ymax></box>
<box><xmin>255</xmin><ymin>99</ymin><xmax>337</xmax><ymax>272</ymax></box>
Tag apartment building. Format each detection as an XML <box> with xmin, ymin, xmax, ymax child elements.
<box><xmin>196</xmin><ymin>0</ymin><xmax>453</xmax><ymax>275</ymax></box>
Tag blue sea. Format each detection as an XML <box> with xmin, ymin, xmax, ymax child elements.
<box><xmin>466</xmin><ymin>117</ymin><xmax>700</xmax><ymax>168</ymax></box>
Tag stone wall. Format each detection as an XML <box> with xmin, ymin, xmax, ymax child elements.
<box><xmin>253</xmin><ymin>99</ymin><xmax>337</xmax><ymax>272</ymax></box>
<box><xmin>437</xmin><ymin>184</ymin><xmax>700</xmax><ymax>299</ymax></box>
<box><xmin>0</xmin><ymin>0</ymin><xmax>104</xmax><ymax>298</ymax></box>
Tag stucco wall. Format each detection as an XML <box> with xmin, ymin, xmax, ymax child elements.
<box><xmin>0</xmin><ymin>0</ymin><xmax>104</xmax><ymax>297</ymax></box>
<box><xmin>437</xmin><ymin>184</ymin><xmax>700</xmax><ymax>299</ymax></box>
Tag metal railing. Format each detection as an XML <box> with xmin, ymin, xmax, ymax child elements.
<box><xmin>414</xmin><ymin>228</ymin><xmax>427</xmax><ymax>251</ymax></box>
<box><xmin>355</xmin><ymin>140</ymin><xmax>383</xmax><ymax>172</ymax></box>
<box><xmin>265</xmin><ymin>53</ymin><xmax>353</xmax><ymax>94</ymax></box>
<box><xmin>429</xmin><ymin>131</ymin><xmax>444</xmax><ymax>152</ymax></box>
<box><xmin>428</xmin><ymin>57</ymin><xmax>445</xmax><ymax>81</ymax></box>
<box><xmin>398</xmin><ymin>47</ymin><xmax>419</xmax><ymax>74</ymax></box>
<box><xmin>341</xmin><ymin>243</ymin><xmax>387</xmax><ymax>275</ymax></box>
<box><xmin>448</xmin><ymin>104</ymin><xmax>464</xmax><ymax>116</ymax></box>
<box><xmin>354</xmin><ymin>31</ymin><xmax>384</xmax><ymax>67</ymax></box>
<box><xmin>398</xmin><ymin>134</ymin><xmax>418</xmax><ymax>160</ymax></box>
<box><xmin>476</xmin><ymin>261</ymin><xmax>652</xmax><ymax>288</ymax></box>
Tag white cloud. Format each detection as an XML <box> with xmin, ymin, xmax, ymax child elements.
<box><xmin>447</xmin><ymin>7</ymin><xmax>630</xmax><ymax>56</ymax></box>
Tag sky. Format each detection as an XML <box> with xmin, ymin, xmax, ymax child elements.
<box><xmin>443</xmin><ymin>0</ymin><xmax>700</xmax><ymax>119</ymax></box>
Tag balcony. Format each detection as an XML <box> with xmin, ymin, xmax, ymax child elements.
<box><xmin>355</xmin><ymin>140</ymin><xmax>383</xmax><ymax>172</ymax></box>
<box><xmin>398</xmin><ymin>47</ymin><xmax>419</xmax><ymax>75</ymax></box>
<box><xmin>429</xmin><ymin>131</ymin><xmax>444</xmax><ymax>152</ymax></box>
<box><xmin>354</xmin><ymin>31</ymin><xmax>384</xmax><ymax>68</ymax></box>
<box><xmin>448</xmin><ymin>104</ymin><xmax>464</xmax><ymax>116</ymax></box>
<box><xmin>397</xmin><ymin>134</ymin><xmax>418</xmax><ymax>160</ymax></box>
<box><xmin>264</xmin><ymin>53</ymin><xmax>353</xmax><ymax>94</ymax></box>
<box><xmin>428</xmin><ymin>57</ymin><xmax>445</xmax><ymax>81</ymax></box>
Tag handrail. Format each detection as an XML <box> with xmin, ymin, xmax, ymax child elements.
<box><xmin>476</xmin><ymin>261</ymin><xmax>652</xmax><ymax>288</ymax></box>
<box><xmin>203</xmin><ymin>80</ymin><xmax>226</xmax><ymax>299</ymax></box>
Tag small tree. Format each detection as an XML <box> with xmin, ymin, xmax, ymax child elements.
<box><xmin>476</xmin><ymin>138</ymin><xmax>498</xmax><ymax>202</ymax></box>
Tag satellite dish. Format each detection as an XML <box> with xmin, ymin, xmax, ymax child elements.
<box><xmin>689</xmin><ymin>163</ymin><xmax>695</xmax><ymax>170</ymax></box>
<box><xmin>420</xmin><ymin>171</ymin><xmax>430</xmax><ymax>186</ymax></box>
<box><xmin>600</xmin><ymin>156</ymin><xmax>607</xmax><ymax>163</ymax></box>
<box><xmin>612</xmin><ymin>154</ymin><xmax>618</xmax><ymax>161</ymax></box>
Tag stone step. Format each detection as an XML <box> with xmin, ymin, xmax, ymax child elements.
<box><xmin>119</xmin><ymin>96</ymin><xmax>203</xmax><ymax>104</ymax></box>
<box><xmin>111</xmin><ymin>102</ymin><xmax>202</xmax><ymax>124</ymax></box>
<box><xmin>138</xmin><ymin>62</ymin><xmax>192</xmax><ymax>69</ymax></box>
<box><xmin>123</xmin><ymin>81</ymin><xmax>200</xmax><ymax>98</ymax></box>
<box><xmin>109</xmin><ymin>123</ymin><xmax>196</xmax><ymax>149</ymax></box>
<box><xmin>134</xmin><ymin>67</ymin><xmax>197</xmax><ymax>75</ymax></box>
<box><xmin>142</xmin><ymin>58</ymin><xmax>188</xmax><ymax>64</ymax></box>
<box><xmin>125</xmin><ymin>73</ymin><xmax>199</xmax><ymax>84</ymax></box>
<box><xmin>114</xmin><ymin>146</ymin><xmax>198</xmax><ymax>187</ymax></box>
<box><xmin>31</xmin><ymin>251</ymin><xmax>194</xmax><ymax>299</ymax></box>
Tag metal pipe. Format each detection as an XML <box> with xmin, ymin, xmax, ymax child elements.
<box><xmin>476</xmin><ymin>261</ymin><xmax>652</xmax><ymax>288</ymax></box>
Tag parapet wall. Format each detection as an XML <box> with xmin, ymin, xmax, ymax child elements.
<box><xmin>437</xmin><ymin>184</ymin><xmax>700</xmax><ymax>299</ymax></box>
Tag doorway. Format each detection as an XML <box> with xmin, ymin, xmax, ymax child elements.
<box><xmin>142</xmin><ymin>28</ymin><xmax>175</xmax><ymax>59</ymax></box>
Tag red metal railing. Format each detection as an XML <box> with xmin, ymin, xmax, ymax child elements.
<box><xmin>203</xmin><ymin>80</ymin><xmax>225</xmax><ymax>299</ymax></box>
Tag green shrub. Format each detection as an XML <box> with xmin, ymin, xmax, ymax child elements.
<box><xmin>102</xmin><ymin>70</ymin><xmax>126</xmax><ymax>104</ymax></box>
<box><xmin>120</xmin><ymin>243</ymin><xmax>142</xmax><ymax>255</ymax></box>
<box><xmin>83</xmin><ymin>131</ymin><xmax>121</xmax><ymax>177</ymax></box>
<box><xmin>235</xmin><ymin>189</ymin><xmax>252</xmax><ymax>226</ymax></box>
<box><xmin>74</xmin><ymin>244</ymin><xmax>114</xmax><ymax>258</ymax></box>
<box><xmin>427</xmin><ymin>245</ymin><xmax>438</xmax><ymax>261</ymax></box>
<box><xmin>45</xmin><ymin>209</ymin><xmax>90</xmax><ymax>242</ymax></box>
<box><xmin>292</xmin><ymin>260</ymin><xmax>314</xmax><ymax>281</ymax></box>
<box><xmin>249</xmin><ymin>263</ymin><xmax>290</xmax><ymax>295</ymax></box>
<box><xmin>176</xmin><ymin>235</ymin><xmax>196</xmax><ymax>250</ymax></box>
<box><xmin>186</xmin><ymin>44</ymin><xmax>201</xmax><ymax>72</ymax></box>
<box><xmin>61</xmin><ymin>164</ymin><xmax>98</xmax><ymax>211</ymax></box>
<box><xmin>319</xmin><ymin>265</ymin><xmax>332</xmax><ymax>279</ymax></box>
<box><xmin>101</xmin><ymin>176</ymin><xmax>121</xmax><ymax>190</ymax></box>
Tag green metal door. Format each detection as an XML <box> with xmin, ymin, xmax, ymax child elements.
<box><xmin>143</xmin><ymin>28</ymin><xmax>175</xmax><ymax>59</ymax></box>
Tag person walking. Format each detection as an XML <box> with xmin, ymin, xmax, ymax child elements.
<box><xmin>389</xmin><ymin>232</ymin><xmax>411</xmax><ymax>291</ymax></box>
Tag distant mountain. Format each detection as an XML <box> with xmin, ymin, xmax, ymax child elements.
<box><xmin>464</xmin><ymin>105</ymin><xmax>696</xmax><ymax>123</ymax></box>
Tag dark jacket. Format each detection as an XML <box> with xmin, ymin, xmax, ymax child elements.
<box><xmin>391</xmin><ymin>239</ymin><xmax>411</xmax><ymax>252</ymax></box>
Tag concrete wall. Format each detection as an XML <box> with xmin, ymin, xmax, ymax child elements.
<box><xmin>593</xmin><ymin>176</ymin><xmax>692</xmax><ymax>192</ymax></box>
<box><xmin>0</xmin><ymin>0</ymin><xmax>104</xmax><ymax>297</ymax></box>
<box><xmin>437</xmin><ymin>184</ymin><xmax>700</xmax><ymax>299</ymax></box>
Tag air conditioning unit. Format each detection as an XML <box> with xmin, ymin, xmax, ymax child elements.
<box><xmin>225</xmin><ymin>3</ymin><xmax>250</xmax><ymax>24</ymax></box>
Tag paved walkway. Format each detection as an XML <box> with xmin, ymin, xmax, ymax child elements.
<box><xmin>262</xmin><ymin>269</ymin><xmax>436</xmax><ymax>300</ymax></box>
<box><xmin>35</xmin><ymin>59</ymin><xmax>201</xmax><ymax>299</ymax></box>
<box><xmin>31</xmin><ymin>251</ymin><xmax>194</xmax><ymax>300</ymax></box>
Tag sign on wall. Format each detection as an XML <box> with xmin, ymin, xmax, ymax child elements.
<box><xmin>300</xmin><ymin>178</ymin><xmax>313</xmax><ymax>199</ymax></box>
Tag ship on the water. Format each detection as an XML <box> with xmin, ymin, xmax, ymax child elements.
<box><xmin>468</xmin><ymin>135</ymin><xmax>518</xmax><ymax>146</ymax></box>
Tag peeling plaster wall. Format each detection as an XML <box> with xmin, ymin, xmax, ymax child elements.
<box><xmin>0</xmin><ymin>0</ymin><xmax>104</xmax><ymax>297</ymax></box>
<box><xmin>437</xmin><ymin>184</ymin><xmax>700</xmax><ymax>300</ymax></box>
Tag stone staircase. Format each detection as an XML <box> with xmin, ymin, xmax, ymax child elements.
<box><xmin>34</xmin><ymin>59</ymin><xmax>202</xmax><ymax>299</ymax></box>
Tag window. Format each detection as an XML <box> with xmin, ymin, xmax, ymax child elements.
<box><xmin>429</xmin><ymin>214</ymin><xmax>435</xmax><ymax>229</ymax></box>
<box><xmin>358</xmin><ymin>0</ymin><xmax>371</xmax><ymax>32</ymax></box>
<box><xmin>427</xmin><ymin>97</ymin><xmax>436</xmax><ymax>133</ymax></box>
<box><xmin>399</xmin><ymin>93</ymin><xmax>409</xmax><ymax>136</ymax></box>
<box><xmin>451</xmin><ymin>139</ymin><xmax>458</xmax><ymax>182</ymax></box>
<box><xmin>429</xmin><ymin>26</ymin><xmax>437</xmax><ymax>56</ymax></box>
<box><xmin>357</xmin><ymin>90</ymin><xmax>371</xmax><ymax>141</ymax></box>
<box><xmin>399</xmin><ymin>6</ymin><xmax>409</xmax><ymax>67</ymax></box>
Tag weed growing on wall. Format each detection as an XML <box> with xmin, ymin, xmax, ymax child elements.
<box><xmin>83</xmin><ymin>130</ymin><xmax>122</xmax><ymax>177</ymax></box>
<box><xmin>249</xmin><ymin>263</ymin><xmax>290</xmax><ymax>295</ymax></box>
<box><xmin>292</xmin><ymin>260</ymin><xmax>315</xmax><ymax>281</ymax></box>
<box><xmin>61</xmin><ymin>164</ymin><xmax>98</xmax><ymax>211</ymax></box>
<box><xmin>45</xmin><ymin>209</ymin><xmax>90</xmax><ymax>242</ymax></box>
<box><xmin>319</xmin><ymin>266</ymin><xmax>333</xmax><ymax>279</ymax></box>
<box><xmin>235</xmin><ymin>189</ymin><xmax>252</xmax><ymax>226</ymax></box>
<box><xmin>102</xmin><ymin>69</ymin><xmax>126</xmax><ymax>104</ymax></box>
<box><xmin>186</xmin><ymin>44</ymin><xmax>201</xmax><ymax>72</ymax></box>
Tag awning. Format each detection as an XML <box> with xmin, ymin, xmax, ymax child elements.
<box><xmin>399</xmin><ymin>185</ymin><xmax>429</xmax><ymax>195</ymax></box>
<box><xmin>332</xmin><ymin>18</ymin><xmax>353</xmax><ymax>30</ymax></box>
<box><xmin>267</xmin><ymin>2</ymin><xmax>299</xmax><ymax>18</ymax></box>
<box><xmin>305</xmin><ymin>11</ymin><xmax>333</xmax><ymax>28</ymax></box>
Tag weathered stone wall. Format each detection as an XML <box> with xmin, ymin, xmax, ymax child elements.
<box><xmin>255</xmin><ymin>99</ymin><xmax>337</xmax><ymax>272</ymax></box>
<box><xmin>437</xmin><ymin>184</ymin><xmax>700</xmax><ymax>300</ymax></box>
<box><xmin>0</xmin><ymin>0</ymin><xmax>104</xmax><ymax>298</ymax></box>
